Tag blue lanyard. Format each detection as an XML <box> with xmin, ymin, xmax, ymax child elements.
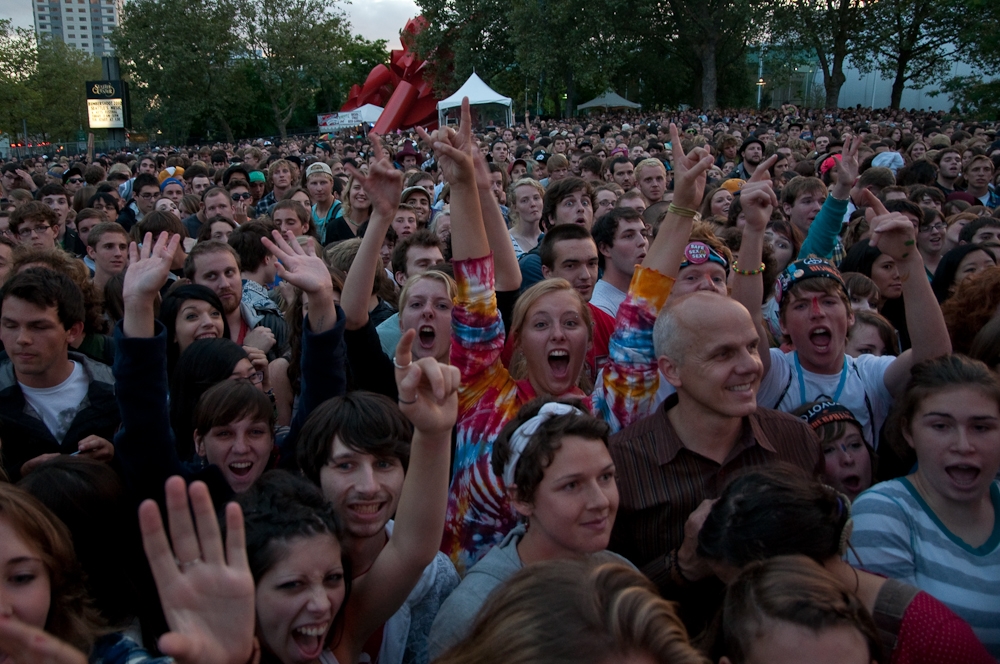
<box><xmin>794</xmin><ymin>352</ymin><xmax>849</xmax><ymax>404</ymax></box>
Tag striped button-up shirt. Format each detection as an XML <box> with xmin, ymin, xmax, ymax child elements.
<box><xmin>609</xmin><ymin>394</ymin><xmax>823</xmax><ymax>594</ymax></box>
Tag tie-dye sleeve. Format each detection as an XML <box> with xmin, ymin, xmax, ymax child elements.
<box><xmin>592</xmin><ymin>265</ymin><xmax>674</xmax><ymax>433</ymax></box>
<box><xmin>450</xmin><ymin>253</ymin><xmax>514</xmax><ymax>410</ymax></box>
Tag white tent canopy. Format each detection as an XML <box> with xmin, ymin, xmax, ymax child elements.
<box><xmin>577</xmin><ymin>91</ymin><xmax>641</xmax><ymax>110</ymax></box>
<box><xmin>437</xmin><ymin>73</ymin><xmax>513</xmax><ymax>127</ymax></box>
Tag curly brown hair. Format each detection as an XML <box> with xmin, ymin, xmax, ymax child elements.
<box><xmin>941</xmin><ymin>266</ymin><xmax>1000</xmax><ymax>354</ymax></box>
<box><xmin>10</xmin><ymin>247</ymin><xmax>108</xmax><ymax>334</ymax></box>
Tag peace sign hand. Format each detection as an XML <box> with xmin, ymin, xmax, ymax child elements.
<box><xmin>417</xmin><ymin>98</ymin><xmax>476</xmax><ymax>186</ymax></box>
<box><xmin>344</xmin><ymin>132</ymin><xmax>403</xmax><ymax>217</ymax></box>
<box><xmin>668</xmin><ymin>123</ymin><xmax>715</xmax><ymax>210</ymax></box>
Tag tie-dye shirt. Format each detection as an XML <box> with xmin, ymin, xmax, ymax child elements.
<box><xmin>445</xmin><ymin>253</ymin><xmax>674</xmax><ymax>572</ymax></box>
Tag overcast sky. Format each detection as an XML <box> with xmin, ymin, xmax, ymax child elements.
<box><xmin>7</xmin><ymin>0</ymin><xmax>419</xmax><ymax>49</ymax></box>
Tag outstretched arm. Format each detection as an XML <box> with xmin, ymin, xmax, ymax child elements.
<box><xmin>641</xmin><ymin>123</ymin><xmax>715</xmax><ymax>278</ymax></box>
<box><xmin>798</xmin><ymin>135</ymin><xmax>860</xmax><ymax>260</ymax></box>
<box><xmin>418</xmin><ymin>99</ymin><xmax>486</xmax><ymax>261</ymax></box>
<box><xmin>868</xmin><ymin>191</ymin><xmax>952</xmax><ymax>396</ymax></box>
<box><xmin>729</xmin><ymin>156</ymin><xmax>779</xmax><ymax>378</ymax></box>
<box><xmin>339</xmin><ymin>134</ymin><xmax>404</xmax><ymax>330</ymax></box>
<box><xmin>336</xmin><ymin>330</ymin><xmax>457</xmax><ymax>661</ymax></box>
<box><xmin>261</xmin><ymin>230</ymin><xmax>337</xmax><ymax>335</ymax></box>
<box><xmin>473</xmin><ymin>150</ymin><xmax>521</xmax><ymax>291</ymax></box>
<box><xmin>123</xmin><ymin>231</ymin><xmax>182</xmax><ymax>339</ymax></box>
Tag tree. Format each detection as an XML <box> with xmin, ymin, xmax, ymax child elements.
<box><xmin>770</xmin><ymin>0</ymin><xmax>868</xmax><ymax>109</ymax></box>
<box><xmin>855</xmin><ymin>0</ymin><xmax>964</xmax><ymax>109</ymax></box>
<box><xmin>31</xmin><ymin>36</ymin><xmax>101</xmax><ymax>141</ymax></box>
<box><xmin>0</xmin><ymin>20</ymin><xmax>40</xmax><ymax>138</ymax></box>
<box><xmin>112</xmin><ymin>0</ymin><xmax>246</xmax><ymax>142</ymax></box>
<box><xmin>236</xmin><ymin>0</ymin><xmax>355</xmax><ymax>140</ymax></box>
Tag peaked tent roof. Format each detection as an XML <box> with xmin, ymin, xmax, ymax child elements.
<box><xmin>577</xmin><ymin>91</ymin><xmax>641</xmax><ymax>110</ymax></box>
<box><xmin>437</xmin><ymin>73</ymin><xmax>512</xmax><ymax>110</ymax></box>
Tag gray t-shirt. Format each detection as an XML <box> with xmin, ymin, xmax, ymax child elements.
<box><xmin>590</xmin><ymin>279</ymin><xmax>627</xmax><ymax>319</ymax></box>
<box><xmin>426</xmin><ymin>524</ymin><xmax>634</xmax><ymax>659</ymax></box>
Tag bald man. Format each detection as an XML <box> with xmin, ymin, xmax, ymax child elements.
<box><xmin>607</xmin><ymin>292</ymin><xmax>822</xmax><ymax>631</ymax></box>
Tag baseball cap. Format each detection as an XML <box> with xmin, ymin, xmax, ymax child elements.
<box><xmin>305</xmin><ymin>162</ymin><xmax>333</xmax><ymax>179</ymax></box>
<box><xmin>249</xmin><ymin>171</ymin><xmax>266</xmax><ymax>183</ymax></box>
<box><xmin>799</xmin><ymin>401</ymin><xmax>861</xmax><ymax>431</ymax></box>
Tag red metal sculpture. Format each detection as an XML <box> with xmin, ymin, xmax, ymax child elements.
<box><xmin>340</xmin><ymin>16</ymin><xmax>439</xmax><ymax>134</ymax></box>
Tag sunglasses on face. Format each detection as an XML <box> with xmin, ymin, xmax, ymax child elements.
<box><xmin>231</xmin><ymin>192</ymin><xmax>252</xmax><ymax>201</ymax></box>
<box><xmin>67</xmin><ymin>178</ymin><xmax>84</xmax><ymax>184</ymax></box>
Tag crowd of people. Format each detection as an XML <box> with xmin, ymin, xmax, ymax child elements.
<box><xmin>0</xmin><ymin>100</ymin><xmax>997</xmax><ymax>664</ymax></box>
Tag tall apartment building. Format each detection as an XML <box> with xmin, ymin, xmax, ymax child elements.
<box><xmin>32</xmin><ymin>0</ymin><xmax>124</xmax><ymax>56</ymax></box>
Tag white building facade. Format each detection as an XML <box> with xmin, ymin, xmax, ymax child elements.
<box><xmin>32</xmin><ymin>0</ymin><xmax>124</xmax><ymax>56</ymax></box>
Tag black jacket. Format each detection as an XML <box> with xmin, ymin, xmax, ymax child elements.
<box><xmin>0</xmin><ymin>352</ymin><xmax>120</xmax><ymax>481</ymax></box>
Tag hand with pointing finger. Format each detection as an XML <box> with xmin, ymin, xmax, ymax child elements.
<box><xmin>394</xmin><ymin>329</ymin><xmax>459</xmax><ymax>436</ymax></box>
<box><xmin>740</xmin><ymin>155</ymin><xmax>780</xmax><ymax>234</ymax></box>
<box><xmin>862</xmin><ymin>190</ymin><xmax>920</xmax><ymax>266</ymax></box>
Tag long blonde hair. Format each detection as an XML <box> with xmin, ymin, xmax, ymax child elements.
<box><xmin>435</xmin><ymin>560</ymin><xmax>708</xmax><ymax>664</ymax></box>
<box><xmin>508</xmin><ymin>278</ymin><xmax>592</xmax><ymax>389</ymax></box>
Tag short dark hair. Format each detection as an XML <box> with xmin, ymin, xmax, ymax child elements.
<box><xmin>236</xmin><ymin>470</ymin><xmax>350</xmax><ymax>587</ymax></box>
<box><xmin>539</xmin><ymin>223</ymin><xmax>594</xmax><ymax>270</ymax></box>
<box><xmin>491</xmin><ymin>397</ymin><xmax>609</xmax><ymax>503</ymax></box>
<box><xmin>591</xmin><ymin>207</ymin><xmax>643</xmax><ymax>270</ymax></box>
<box><xmin>132</xmin><ymin>173</ymin><xmax>160</xmax><ymax>196</ymax></box>
<box><xmin>958</xmin><ymin>216</ymin><xmax>1000</xmax><ymax>244</ymax></box>
<box><xmin>36</xmin><ymin>183</ymin><xmax>69</xmax><ymax>202</ymax></box>
<box><xmin>193</xmin><ymin>379</ymin><xmax>274</xmax><ymax>439</ymax></box>
<box><xmin>297</xmin><ymin>392</ymin><xmax>413</xmax><ymax>486</ymax></box>
<box><xmin>227</xmin><ymin>221</ymin><xmax>273</xmax><ymax>273</ymax></box>
<box><xmin>134</xmin><ymin>209</ymin><xmax>186</xmax><ymax>241</ymax></box>
<box><xmin>542</xmin><ymin>177</ymin><xmax>592</xmax><ymax>228</ymax></box>
<box><xmin>184</xmin><ymin>240</ymin><xmax>241</xmax><ymax>279</ymax></box>
<box><xmin>201</xmin><ymin>186</ymin><xmax>228</xmax><ymax>203</ymax></box>
<box><xmin>0</xmin><ymin>268</ymin><xmax>85</xmax><ymax>329</ymax></box>
<box><xmin>9</xmin><ymin>201</ymin><xmax>58</xmax><ymax>234</ymax></box>
<box><xmin>884</xmin><ymin>198</ymin><xmax>924</xmax><ymax>225</ymax></box>
<box><xmin>390</xmin><ymin>229</ymin><xmax>443</xmax><ymax>278</ymax></box>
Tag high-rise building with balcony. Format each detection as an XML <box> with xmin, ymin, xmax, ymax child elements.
<box><xmin>32</xmin><ymin>0</ymin><xmax>124</xmax><ymax>56</ymax></box>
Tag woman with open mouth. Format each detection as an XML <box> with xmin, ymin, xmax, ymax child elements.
<box><xmin>849</xmin><ymin>355</ymin><xmax>1000</xmax><ymax>658</ymax></box>
<box><xmin>113</xmin><ymin>230</ymin><xmax>347</xmax><ymax>507</ymax></box>
<box><xmin>158</xmin><ymin>284</ymin><xmax>231</xmax><ymax>374</ymax></box>
<box><xmin>423</xmin><ymin>103</ymin><xmax>713</xmax><ymax>573</ymax></box>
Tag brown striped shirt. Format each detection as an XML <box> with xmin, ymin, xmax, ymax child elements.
<box><xmin>608</xmin><ymin>394</ymin><xmax>823</xmax><ymax>594</ymax></box>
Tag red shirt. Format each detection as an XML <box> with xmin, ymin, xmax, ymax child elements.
<box><xmin>891</xmin><ymin>590</ymin><xmax>993</xmax><ymax>664</ymax></box>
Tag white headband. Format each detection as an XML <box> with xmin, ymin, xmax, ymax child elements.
<box><xmin>501</xmin><ymin>402</ymin><xmax>585</xmax><ymax>487</ymax></box>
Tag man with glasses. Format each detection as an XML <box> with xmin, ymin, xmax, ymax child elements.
<box><xmin>62</xmin><ymin>167</ymin><xmax>86</xmax><ymax>197</ymax></box>
<box><xmin>227</xmin><ymin>180</ymin><xmax>253</xmax><ymax>224</ymax></box>
<box><xmin>9</xmin><ymin>202</ymin><xmax>60</xmax><ymax>251</ymax></box>
<box><xmin>116</xmin><ymin>173</ymin><xmax>161</xmax><ymax>232</ymax></box>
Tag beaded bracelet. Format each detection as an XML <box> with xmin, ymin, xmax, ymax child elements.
<box><xmin>667</xmin><ymin>203</ymin><xmax>698</xmax><ymax>218</ymax></box>
<box><xmin>731</xmin><ymin>260</ymin><xmax>766</xmax><ymax>276</ymax></box>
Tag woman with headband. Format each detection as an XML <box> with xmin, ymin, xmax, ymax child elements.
<box><xmin>697</xmin><ymin>467</ymin><xmax>993</xmax><ymax>664</ymax></box>
<box><xmin>426</xmin><ymin>398</ymin><xmax>633</xmax><ymax>660</ymax></box>
<box><xmin>425</xmin><ymin>103</ymin><xmax>719</xmax><ymax>573</ymax></box>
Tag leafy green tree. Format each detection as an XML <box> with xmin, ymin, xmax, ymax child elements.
<box><xmin>0</xmin><ymin>20</ymin><xmax>41</xmax><ymax>138</ymax></box>
<box><xmin>111</xmin><ymin>0</ymin><xmax>246</xmax><ymax>142</ymax></box>
<box><xmin>31</xmin><ymin>36</ymin><xmax>101</xmax><ymax>141</ymax></box>
<box><xmin>854</xmin><ymin>0</ymin><xmax>964</xmax><ymax>109</ymax></box>
<box><xmin>769</xmin><ymin>0</ymin><xmax>868</xmax><ymax>109</ymax></box>
<box><xmin>236</xmin><ymin>0</ymin><xmax>355</xmax><ymax>140</ymax></box>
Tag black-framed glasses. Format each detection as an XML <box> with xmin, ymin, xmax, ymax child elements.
<box><xmin>919</xmin><ymin>223</ymin><xmax>946</xmax><ymax>233</ymax></box>
<box><xmin>66</xmin><ymin>177</ymin><xmax>84</xmax><ymax>184</ymax></box>
<box><xmin>17</xmin><ymin>224</ymin><xmax>52</xmax><ymax>238</ymax></box>
<box><xmin>231</xmin><ymin>192</ymin><xmax>252</xmax><ymax>201</ymax></box>
<box><xmin>137</xmin><ymin>192</ymin><xmax>158</xmax><ymax>200</ymax></box>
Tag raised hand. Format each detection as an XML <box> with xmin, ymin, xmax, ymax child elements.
<box><xmin>393</xmin><ymin>329</ymin><xmax>459</xmax><ymax>436</ymax></box>
<box><xmin>417</xmin><ymin>98</ymin><xmax>476</xmax><ymax>186</ymax></box>
<box><xmin>261</xmin><ymin>230</ymin><xmax>332</xmax><ymax>296</ymax></box>
<box><xmin>740</xmin><ymin>155</ymin><xmax>779</xmax><ymax>233</ymax></box>
<box><xmin>863</xmin><ymin>190</ymin><xmax>919</xmax><ymax>265</ymax></box>
<box><xmin>667</xmin><ymin>123</ymin><xmax>715</xmax><ymax>210</ymax></box>
<box><xmin>123</xmin><ymin>231</ymin><xmax>181</xmax><ymax>303</ymax></box>
<box><xmin>833</xmin><ymin>134</ymin><xmax>863</xmax><ymax>198</ymax></box>
<box><xmin>139</xmin><ymin>478</ymin><xmax>255</xmax><ymax>664</ymax></box>
<box><xmin>344</xmin><ymin>132</ymin><xmax>403</xmax><ymax>218</ymax></box>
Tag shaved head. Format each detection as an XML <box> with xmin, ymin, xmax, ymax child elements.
<box><xmin>654</xmin><ymin>292</ymin><xmax>752</xmax><ymax>363</ymax></box>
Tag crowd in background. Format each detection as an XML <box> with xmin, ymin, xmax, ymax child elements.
<box><xmin>0</xmin><ymin>101</ymin><xmax>996</xmax><ymax>664</ymax></box>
